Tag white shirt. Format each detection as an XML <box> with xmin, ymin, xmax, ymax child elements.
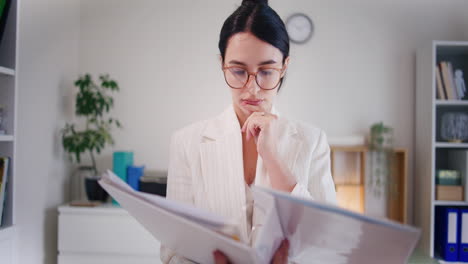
<box><xmin>161</xmin><ymin>105</ymin><xmax>337</xmax><ymax>264</ymax></box>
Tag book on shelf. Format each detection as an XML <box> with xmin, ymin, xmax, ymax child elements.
<box><xmin>447</xmin><ymin>62</ymin><xmax>460</xmax><ymax>99</ymax></box>
<box><xmin>436</xmin><ymin>170</ymin><xmax>461</xmax><ymax>186</ymax></box>
<box><xmin>99</xmin><ymin>169</ymin><xmax>420</xmax><ymax>264</ymax></box>
<box><xmin>0</xmin><ymin>157</ymin><xmax>9</xmax><ymax>227</ymax></box>
<box><xmin>440</xmin><ymin>62</ymin><xmax>457</xmax><ymax>100</ymax></box>
<box><xmin>436</xmin><ymin>65</ymin><xmax>447</xmax><ymax>100</ymax></box>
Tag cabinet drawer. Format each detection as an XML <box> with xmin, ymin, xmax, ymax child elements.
<box><xmin>58</xmin><ymin>208</ymin><xmax>160</xmax><ymax>255</ymax></box>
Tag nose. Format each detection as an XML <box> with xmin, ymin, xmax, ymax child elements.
<box><xmin>244</xmin><ymin>74</ymin><xmax>260</xmax><ymax>93</ymax></box>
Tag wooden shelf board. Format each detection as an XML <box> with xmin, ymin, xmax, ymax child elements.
<box><xmin>331</xmin><ymin>145</ymin><xmax>367</xmax><ymax>152</ymax></box>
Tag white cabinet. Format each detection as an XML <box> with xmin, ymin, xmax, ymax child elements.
<box><xmin>58</xmin><ymin>204</ymin><xmax>162</xmax><ymax>264</ymax></box>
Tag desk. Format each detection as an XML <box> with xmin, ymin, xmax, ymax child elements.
<box><xmin>57</xmin><ymin>204</ymin><xmax>162</xmax><ymax>264</ymax></box>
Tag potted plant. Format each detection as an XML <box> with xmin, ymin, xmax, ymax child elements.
<box><xmin>366</xmin><ymin>122</ymin><xmax>396</xmax><ymax>218</ymax></box>
<box><xmin>61</xmin><ymin>73</ymin><xmax>122</xmax><ymax>201</ymax></box>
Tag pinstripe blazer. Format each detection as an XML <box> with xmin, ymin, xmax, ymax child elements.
<box><xmin>160</xmin><ymin>105</ymin><xmax>337</xmax><ymax>264</ymax></box>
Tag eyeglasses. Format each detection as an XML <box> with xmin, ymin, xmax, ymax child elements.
<box><xmin>222</xmin><ymin>65</ymin><xmax>285</xmax><ymax>90</ymax></box>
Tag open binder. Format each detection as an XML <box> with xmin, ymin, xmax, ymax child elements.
<box><xmin>99</xmin><ymin>170</ymin><xmax>420</xmax><ymax>264</ymax></box>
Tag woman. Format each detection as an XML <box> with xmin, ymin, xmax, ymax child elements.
<box><xmin>161</xmin><ymin>0</ymin><xmax>337</xmax><ymax>263</ymax></box>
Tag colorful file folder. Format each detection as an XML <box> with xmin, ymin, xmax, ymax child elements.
<box><xmin>459</xmin><ymin>209</ymin><xmax>468</xmax><ymax>262</ymax></box>
<box><xmin>436</xmin><ymin>207</ymin><xmax>459</xmax><ymax>261</ymax></box>
<box><xmin>127</xmin><ymin>165</ymin><xmax>145</xmax><ymax>191</ymax></box>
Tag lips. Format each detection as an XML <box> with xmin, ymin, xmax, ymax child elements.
<box><xmin>242</xmin><ymin>99</ymin><xmax>263</xmax><ymax>106</ymax></box>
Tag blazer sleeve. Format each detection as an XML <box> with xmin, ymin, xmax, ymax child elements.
<box><xmin>160</xmin><ymin>131</ymin><xmax>198</xmax><ymax>264</ymax></box>
<box><xmin>290</xmin><ymin>130</ymin><xmax>338</xmax><ymax>205</ymax></box>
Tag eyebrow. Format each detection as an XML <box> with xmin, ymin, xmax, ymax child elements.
<box><xmin>228</xmin><ymin>59</ymin><xmax>278</xmax><ymax>66</ymax></box>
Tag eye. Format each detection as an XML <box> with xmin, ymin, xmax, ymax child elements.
<box><xmin>230</xmin><ymin>68</ymin><xmax>247</xmax><ymax>76</ymax></box>
<box><xmin>259</xmin><ymin>69</ymin><xmax>274</xmax><ymax>77</ymax></box>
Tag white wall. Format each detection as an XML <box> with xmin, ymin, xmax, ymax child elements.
<box><xmin>16</xmin><ymin>0</ymin><xmax>80</xmax><ymax>263</ymax></box>
<box><xmin>78</xmin><ymin>0</ymin><xmax>468</xmax><ymax>225</ymax></box>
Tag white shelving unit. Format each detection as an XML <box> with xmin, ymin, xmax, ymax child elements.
<box><xmin>0</xmin><ymin>0</ymin><xmax>18</xmax><ymax>263</ymax></box>
<box><xmin>415</xmin><ymin>40</ymin><xmax>468</xmax><ymax>258</ymax></box>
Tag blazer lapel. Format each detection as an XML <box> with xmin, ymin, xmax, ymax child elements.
<box><xmin>199</xmin><ymin>105</ymin><xmax>249</xmax><ymax>242</ymax></box>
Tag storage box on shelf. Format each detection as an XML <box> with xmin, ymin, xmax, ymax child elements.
<box><xmin>415</xmin><ymin>40</ymin><xmax>468</xmax><ymax>259</ymax></box>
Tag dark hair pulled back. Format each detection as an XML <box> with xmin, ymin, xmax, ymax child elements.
<box><xmin>219</xmin><ymin>0</ymin><xmax>290</xmax><ymax>90</ymax></box>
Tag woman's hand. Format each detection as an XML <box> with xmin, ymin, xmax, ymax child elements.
<box><xmin>241</xmin><ymin>111</ymin><xmax>279</xmax><ymax>161</ymax></box>
<box><xmin>213</xmin><ymin>239</ymin><xmax>290</xmax><ymax>264</ymax></box>
<box><xmin>241</xmin><ymin>112</ymin><xmax>297</xmax><ymax>192</ymax></box>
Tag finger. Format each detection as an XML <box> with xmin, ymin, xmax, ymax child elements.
<box><xmin>242</xmin><ymin>112</ymin><xmax>257</xmax><ymax>133</ymax></box>
<box><xmin>272</xmin><ymin>239</ymin><xmax>289</xmax><ymax>264</ymax></box>
<box><xmin>248</xmin><ymin>121</ymin><xmax>257</xmax><ymax>141</ymax></box>
<box><xmin>213</xmin><ymin>250</ymin><xmax>229</xmax><ymax>264</ymax></box>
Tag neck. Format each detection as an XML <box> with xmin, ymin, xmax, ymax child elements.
<box><xmin>235</xmin><ymin>110</ymin><xmax>249</xmax><ymax>128</ymax></box>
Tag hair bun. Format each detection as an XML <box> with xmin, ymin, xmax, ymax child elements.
<box><xmin>242</xmin><ymin>0</ymin><xmax>268</xmax><ymax>6</ymax></box>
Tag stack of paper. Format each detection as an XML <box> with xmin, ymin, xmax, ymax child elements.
<box><xmin>99</xmin><ymin>170</ymin><xmax>420</xmax><ymax>264</ymax></box>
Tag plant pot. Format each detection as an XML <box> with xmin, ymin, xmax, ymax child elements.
<box><xmin>73</xmin><ymin>166</ymin><xmax>108</xmax><ymax>202</ymax></box>
<box><xmin>85</xmin><ymin>176</ymin><xmax>108</xmax><ymax>202</ymax></box>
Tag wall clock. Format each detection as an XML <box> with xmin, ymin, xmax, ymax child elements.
<box><xmin>286</xmin><ymin>13</ymin><xmax>314</xmax><ymax>44</ymax></box>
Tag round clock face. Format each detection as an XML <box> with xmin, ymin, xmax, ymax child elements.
<box><xmin>286</xmin><ymin>13</ymin><xmax>314</xmax><ymax>44</ymax></box>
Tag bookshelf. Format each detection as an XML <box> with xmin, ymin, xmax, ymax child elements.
<box><xmin>415</xmin><ymin>40</ymin><xmax>468</xmax><ymax>258</ymax></box>
<box><xmin>0</xmin><ymin>0</ymin><xmax>18</xmax><ymax>262</ymax></box>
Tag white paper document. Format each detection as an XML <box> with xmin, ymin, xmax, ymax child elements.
<box><xmin>99</xmin><ymin>170</ymin><xmax>420</xmax><ymax>264</ymax></box>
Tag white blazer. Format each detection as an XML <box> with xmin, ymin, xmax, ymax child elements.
<box><xmin>160</xmin><ymin>105</ymin><xmax>337</xmax><ymax>264</ymax></box>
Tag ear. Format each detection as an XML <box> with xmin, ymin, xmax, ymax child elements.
<box><xmin>281</xmin><ymin>56</ymin><xmax>291</xmax><ymax>78</ymax></box>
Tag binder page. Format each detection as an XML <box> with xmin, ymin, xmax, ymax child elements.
<box><xmin>253</xmin><ymin>186</ymin><xmax>420</xmax><ymax>264</ymax></box>
<box><xmin>100</xmin><ymin>170</ymin><xmax>237</xmax><ymax>230</ymax></box>
<box><xmin>251</xmin><ymin>187</ymin><xmax>284</xmax><ymax>264</ymax></box>
<box><xmin>99</xmin><ymin>174</ymin><xmax>256</xmax><ymax>264</ymax></box>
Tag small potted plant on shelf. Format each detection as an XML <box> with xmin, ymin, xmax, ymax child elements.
<box><xmin>61</xmin><ymin>73</ymin><xmax>122</xmax><ymax>202</ymax></box>
<box><xmin>366</xmin><ymin>122</ymin><xmax>396</xmax><ymax>218</ymax></box>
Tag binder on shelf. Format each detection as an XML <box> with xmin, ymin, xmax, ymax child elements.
<box><xmin>435</xmin><ymin>207</ymin><xmax>459</xmax><ymax>261</ymax></box>
<box><xmin>0</xmin><ymin>157</ymin><xmax>9</xmax><ymax>227</ymax></box>
<box><xmin>459</xmin><ymin>209</ymin><xmax>468</xmax><ymax>262</ymax></box>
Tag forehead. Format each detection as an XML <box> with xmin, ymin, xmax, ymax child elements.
<box><xmin>225</xmin><ymin>32</ymin><xmax>283</xmax><ymax>64</ymax></box>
